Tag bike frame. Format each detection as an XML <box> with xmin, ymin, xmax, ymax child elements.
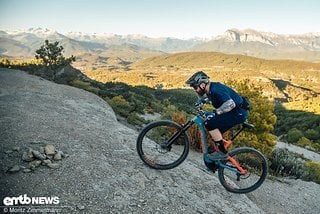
<box><xmin>191</xmin><ymin>115</ymin><xmax>210</xmax><ymax>154</ymax></box>
<box><xmin>176</xmin><ymin>114</ymin><xmax>247</xmax><ymax>175</ymax></box>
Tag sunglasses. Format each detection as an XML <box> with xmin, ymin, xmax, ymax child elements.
<box><xmin>191</xmin><ymin>85</ymin><xmax>199</xmax><ymax>90</ymax></box>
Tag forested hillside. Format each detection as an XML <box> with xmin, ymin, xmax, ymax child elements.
<box><xmin>86</xmin><ymin>52</ymin><xmax>320</xmax><ymax>92</ymax></box>
<box><xmin>83</xmin><ymin>52</ymin><xmax>320</xmax><ymax>153</ymax></box>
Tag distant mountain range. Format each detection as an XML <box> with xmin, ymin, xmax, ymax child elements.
<box><xmin>1</xmin><ymin>27</ymin><xmax>320</xmax><ymax>65</ymax></box>
<box><xmin>192</xmin><ymin>29</ymin><xmax>320</xmax><ymax>61</ymax></box>
<box><xmin>0</xmin><ymin>28</ymin><xmax>204</xmax><ymax>57</ymax></box>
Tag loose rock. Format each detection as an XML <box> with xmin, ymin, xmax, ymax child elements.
<box><xmin>47</xmin><ymin>163</ymin><xmax>61</xmax><ymax>169</ymax></box>
<box><xmin>45</xmin><ymin>144</ymin><xmax>56</xmax><ymax>155</ymax></box>
<box><xmin>8</xmin><ymin>165</ymin><xmax>21</xmax><ymax>173</ymax></box>
<box><xmin>32</xmin><ymin>150</ymin><xmax>46</xmax><ymax>160</ymax></box>
<box><xmin>54</xmin><ymin>151</ymin><xmax>63</xmax><ymax>160</ymax></box>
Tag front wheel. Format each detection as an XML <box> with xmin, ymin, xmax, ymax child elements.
<box><xmin>136</xmin><ymin>120</ymin><xmax>189</xmax><ymax>170</ymax></box>
<box><xmin>218</xmin><ymin>147</ymin><xmax>268</xmax><ymax>194</ymax></box>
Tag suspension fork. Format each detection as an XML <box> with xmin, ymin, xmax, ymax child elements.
<box><xmin>163</xmin><ymin>120</ymin><xmax>194</xmax><ymax>149</ymax></box>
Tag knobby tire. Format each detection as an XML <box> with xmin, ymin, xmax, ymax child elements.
<box><xmin>136</xmin><ymin>120</ymin><xmax>189</xmax><ymax>170</ymax></box>
<box><xmin>218</xmin><ymin>147</ymin><xmax>268</xmax><ymax>194</ymax></box>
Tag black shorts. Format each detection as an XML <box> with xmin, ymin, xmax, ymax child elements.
<box><xmin>204</xmin><ymin>108</ymin><xmax>249</xmax><ymax>133</ymax></box>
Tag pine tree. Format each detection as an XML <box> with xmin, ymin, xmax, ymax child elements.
<box><xmin>226</xmin><ymin>79</ymin><xmax>277</xmax><ymax>155</ymax></box>
<box><xmin>35</xmin><ymin>40</ymin><xmax>75</xmax><ymax>68</ymax></box>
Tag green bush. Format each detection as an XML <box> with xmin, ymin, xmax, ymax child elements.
<box><xmin>303</xmin><ymin>161</ymin><xmax>320</xmax><ymax>184</ymax></box>
<box><xmin>305</xmin><ymin>129</ymin><xmax>320</xmax><ymax>141</ymax></box>
<box><xmin>110</xmin><ymin>95</ymin><xmax>132</xmax><ymax>117</ymax></box>
<box><xmin>296</xmin><ymin>137</ymin><xmax>312</xmax><ymax>148</ymax></box>
<box><xmin>69</xmin><ymin>79</ymin><xmax>100</xmax><ymax>94</ymax></box>
<box><xmin>127</xmin><ymin>112</ymin><xmax>146</xmax><ymax>126</ymax></box>
<box><xmin>269</xmin><ymin>148</ymin><xmax>320</xmax><ymax>183</ymax></box>
<box><xmin>269</xmin><ymin>148</ymin><xmax>305</xmax><ymax>178</ymax></box>
<box><xmin>286</xmin><ymin>128</ymin><xmax>304</xmax><ymax>144</ymax></box>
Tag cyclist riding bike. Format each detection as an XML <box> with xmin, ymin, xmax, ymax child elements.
<box><xmin>186</xmin><ymin>71</ymin><xmax>250</xmax><ymax>161</ymax></box>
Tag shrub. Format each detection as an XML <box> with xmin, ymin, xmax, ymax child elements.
<box><xmin>110</xmin><ymin>95</ymin><xmax>132</xmax><ymax>117</ymax></box>
<box><xmin>296</xmin><ymin>137</ymin><xmax>312</xmax><ymax>148</ymax></box>
<box><xmin>286</xmin><ymin>128</ymin><xmax>304</xmax><ymax>144</ymax></box>
<box><xmin>166</xmin><ymin>109</ymin><xmax>215</xmax><ymax>152</ymax></box>
<box><xmin>303</xmin><ymin>161</ymin><xmax>320</xmax><ymax>184</ymax></box>
<box><xmin>69</xmin><ymin>79</ymin><xmax>100</xmax><ymax>94</ymax></box>
<box><xmin>269</xmin><ymin>148</ymin><xmax>305</xmax><ymax>178</ymax></box>
<box><xmin>305</xmin><ymin>129</ymin><xmax>319</xmax><ymax>141</ymax></box>
<box><xmin>127</xmin><ymin>112</ymin><xmax>146</xmax><ymax>126</ymax></box>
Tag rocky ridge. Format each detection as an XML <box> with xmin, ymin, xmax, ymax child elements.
<box><xmin>216</xmin><ymin>29</ymin><xmax>320</xmax><ymax>49</ymax></box>
<box><xmin>1</xmin><ymin>68</ymin><xmax>319</xmax><ymax>213</ymax></box>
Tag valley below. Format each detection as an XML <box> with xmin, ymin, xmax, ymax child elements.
<box><xmin>82</xmin><ymin>51</ymin><xmax>320</xmax><ymax>114</ymax></box>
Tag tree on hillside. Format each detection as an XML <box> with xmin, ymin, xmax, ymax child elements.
<box><xmin>35</xmin><ymin>40</ymin><xmax>75</xmax><ymax>68</ymax></box>
<box><xmin>0</xmin><ymin>58</ymin><xmax>10</xmax><ymax>67</ymax></box>
<box><xmin>226</xmin><ymin>79</ymin><xmax>277</xmax><ymax>155</ymax></box>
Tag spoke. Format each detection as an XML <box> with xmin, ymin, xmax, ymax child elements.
<box><xmin>218</xmin><ymin>148</ymin><xmax>267</xmax><ymax>193</ymax></box>
<box><xmin>138</xmin><ymin>121</ymin><xmax>189</xmax><ymax>169</ymax></box>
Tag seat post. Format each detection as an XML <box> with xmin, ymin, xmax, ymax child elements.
<box><xmin>230</xmin><ymin>122</ymin><xmax>254</xmax><ymax>141</ymax></box>
<box><xmin>230</xmin><ymin>126</ymin><xmax>245</xmax><ymax>141</ymax></box>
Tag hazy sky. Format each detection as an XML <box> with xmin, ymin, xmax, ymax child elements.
<box><xmin>0</xmin><ymin>0</ymin><xmax>319</xmax><ymax>38</ymax></box>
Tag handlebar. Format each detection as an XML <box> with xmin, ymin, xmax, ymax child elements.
<box><xmin>195</xmin><ymin>98</ymin><xmax>209</xmax><ymax>118</ymax></box>
<box><xmin>195</xmin><ymin>98</ymin><xmax>209</xmax><ymax>107</ymax></box>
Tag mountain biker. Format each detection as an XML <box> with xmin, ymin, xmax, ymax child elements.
<box><xmin>186</xmin><ymin>71</ymin><xmax>250</xmax><ymax>161</ymax></box>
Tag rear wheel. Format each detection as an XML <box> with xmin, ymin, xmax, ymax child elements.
<box><xmin>136</xmin><ymin>120</ymin><xmax>189</xmax><ymax>170</ymax></box>
<box><xmin>218</xmin><ymin>147</ymin><xmax>268</xmax><ymax>194</ymax></box>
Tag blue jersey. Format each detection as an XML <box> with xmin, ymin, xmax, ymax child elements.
<box><xmin>207</xmin><ymin>82</ymin><xmax>243</xmax><ymax>109</ymax></box>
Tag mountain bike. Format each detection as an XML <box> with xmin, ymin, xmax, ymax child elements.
<box><xmin>136</xmin><ymin>100</ymin><xmax>268</xmax><ymax>194</ymax></box>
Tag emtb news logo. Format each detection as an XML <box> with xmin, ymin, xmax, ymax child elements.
<box><xmin>3</xmin><ymin>194</ymin><xmax>59</xmax><ymax>206</ymax></box>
